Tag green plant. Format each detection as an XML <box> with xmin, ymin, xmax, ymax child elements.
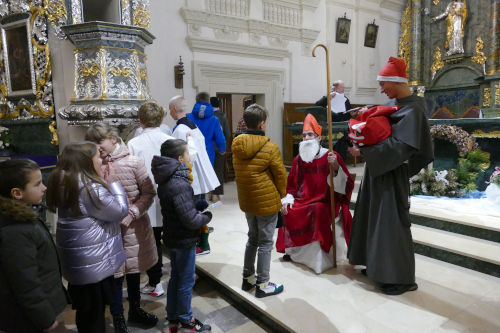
<box><xmin>0</xmin><ymin>126</ymin><xmax>12</xmax><ymax>150</ymax></box>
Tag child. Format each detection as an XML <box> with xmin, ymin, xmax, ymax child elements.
<box><xmin>0</xmin><ymin>159</ymin><xmax>68</xmax><ymax>333</ymax></box>
<box><xmin>231</xmin><ymin>104</ymin><xmax>287</xmax><ymax>298</ymax></box>
<box><xmin>151</xmin><ymin>139</ymin><xmax>212</xmax><ymax>332</ymax></box>
<box><xmin>128</xmin><ymin>101</ymin><xmax>175</xmax><ymax>297</ymax></box>
<box><xmin>85</xmin><ymin>124</ymin><xmax>158</xmax><ymax>331</ymax></box>
<box><xmin>46</xmin><ymin>142</ymin><xmax>129</xmax><ymax>333</ymax></box>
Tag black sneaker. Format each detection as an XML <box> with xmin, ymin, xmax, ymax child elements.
<box><xmin>179</xmin><ymin>318</ymin><xmax>211</xmax><ymax>332</ymax></box>
<box><xmin>241</xmin><ymin>274</ymin><xmax>256</xmax><ymax>291</ymax></box>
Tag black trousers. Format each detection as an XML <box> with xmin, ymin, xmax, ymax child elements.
<box><xmin>146</xmin><ymin>227</ymin><xmax>164</xmax><ymax>286</ymax></box>
<box><xmin>213</xmin><ymin>152</ymin><xmax>225</xmax><ymax>195</ymax></box>
<box><xmin>68</xmin><ymin>276</ymin><xmax>114</xmax><ymax>333</ymax></box>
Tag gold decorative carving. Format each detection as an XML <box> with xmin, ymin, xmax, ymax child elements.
<box><xmin>472</xmin><ymin>130</ymin><xmax>500</xmax><ymax>139</ymax></box>
<box><xmin>133</xmin><ymin>8</ymin><xmax>151</xmax><ymax>28</ymax></box>
<box><xmin>433</xmin><ymin>0</ymin><xmax>440</xmax><ymax>5</ymax></box>
<box><xmin>110</xmin><ymin>66</ymin><xmax>132</xmax><ymax>78</ymax></box>
<box><xmin>43</xmin><ymin>0</ymin><xmax>68</xmax><ymax>28</ymax></box>
<box><xmin>139</xmin><ymin>69</ymin><xmax>147</xmax><ymax>81</ymax></box>
<box><xmin>471</xmin><ymin>37</ymin><xmax>486</xmax><ymax>65</ymax></box>
<box><xmin>81</xmin><ymin>65</ymin><xmax>101</xmax><ymax>77</ymax></box>
<box><xmin>49</xmin><ymin>121</ymin><xmax>59</xmax><ymax>146</ymax></box>
<box><xmin>430</xmin><ymin>47</ymin><xmax>445</xmax><ymax>80</ymax></box>
<box><xmin>398</xmin><ymin>1</ymin><xmax>411</xmax><ymax>75</ymax></box>
<box><xmin>495</xmin><ymin>85</ymin><xmax>500</xmax><ymax>105</ymax></box>
<box><xmin>483</xmin><ymin>88</ymin><xmax>491</xmax><ymax>107</ymax></box>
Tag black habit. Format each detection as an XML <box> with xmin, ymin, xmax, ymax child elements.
<box><xmin>348</xmin><ymin>94</ymin><xmax>434</xmax><ymax>285</ymax></box>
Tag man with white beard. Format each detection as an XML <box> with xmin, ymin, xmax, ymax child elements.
<box><xmin>276</xmin><ymin>114</ymin><xmax>354</xmax><ymax>274</ymax></box>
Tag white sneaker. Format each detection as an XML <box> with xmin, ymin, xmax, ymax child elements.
<box><xmin>140</xmin><ymin>283</ymin><xmax>155</xmax><ymax>294</ymax></box>
<box><xmin>149</xmin><ymin>283</ymin><xmax>165</xmax><ymax>297</ymax></box>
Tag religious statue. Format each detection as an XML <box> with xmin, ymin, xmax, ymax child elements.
<box><xmin>430</xmin><ymin>0</ymin><xmax>468</xmax><ymax>56</ymax></box>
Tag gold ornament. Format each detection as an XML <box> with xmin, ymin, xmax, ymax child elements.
<box><xmin>431</xmin><ymin>47</ymin><xmax>445</xmax><ymax>76</ymax></box>
<box><xmin>433</xmin><ymin>0</ymin><xmax>440</xmax><ymax>5</ymax></box>
<box><xmin>81</xmin><ymin>65</ymin><xmax>101</xmax><ymax>77</ymax></box>
<box><xmin>495</xmin><ymin>85</ymin><xmax>500</xmax><ymax>105</ymax></box>
<box><xmin>110</xmin><ymin>66</ymin><xmax>132</xmax><ymax>78</ymax></box>
<box><xmin>471</xmin><ymin>37</ymin><xmax>486</xmax><ymax>65</ymax></box>
<box><xmin>49</xmin><ymin>121</ymin><xmax>59</xmax><ymax>146</ymax></box>
<box><xmin>398</xmin><ymin>1</ymin><xmax>411</xmax><ymax>75</ymax></box>
<box><xmin>43</xmin><ymin>0</ymin><xmax>68</xmax><ymax>28</ymax></box>
<box><xmin>483</xmin><ymin>88</ymin><xmax>491</xmax><ymax>107</ymax></box>
<box><xmin>133</xmin><ymin>8</ymin><xmax>151</xmax><ymax>28</ymax></box>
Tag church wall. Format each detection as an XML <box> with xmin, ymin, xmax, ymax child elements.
<box><xmin>51</xmin><ymin>0</ymin><xmax>405</xmax><ymax>150</ymax></box>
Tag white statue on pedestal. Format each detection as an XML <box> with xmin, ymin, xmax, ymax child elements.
<box><xmin>430</xmin><ymin>0</ymin><xmax>468</xmax><ymax>56</ymax></box>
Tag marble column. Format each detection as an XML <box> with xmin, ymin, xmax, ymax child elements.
<box><xmin>409</xmin><ymin>0</ymin><xmax>422</xmax><ymax>86</ymax></box>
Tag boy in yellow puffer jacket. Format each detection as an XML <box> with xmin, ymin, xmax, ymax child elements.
<box><xmin>231</xmin><ymin>104</ymin><xmax>287</xmax><ymax>298</ymax></box>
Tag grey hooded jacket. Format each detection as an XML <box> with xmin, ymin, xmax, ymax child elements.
<box><xmin>56</xmin><ymin>181</ymin><xmax>128</xmax><ymax>285</ymax></box>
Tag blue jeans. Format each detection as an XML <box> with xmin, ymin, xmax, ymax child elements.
<box><xmin>166</xmin><ymin>246</ymin><xmax>196</xmax><ymax>323</ymax></box>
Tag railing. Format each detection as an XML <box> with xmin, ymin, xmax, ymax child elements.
<box><xmin>263</xmin><ymin>2</ymin><xmax>301</xmax><ymax>27</ymax></box>
<box><xmin>207</xmin><ymin>0</ymin><xmax>249</xmax><ymax>17</ymax></box>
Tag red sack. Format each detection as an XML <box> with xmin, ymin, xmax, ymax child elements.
<box><xmin>348</xmin><ymin>105</ymin><xmax>399</xmax><ymax>146</ymax></box>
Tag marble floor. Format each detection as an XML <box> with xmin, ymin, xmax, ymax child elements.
<box><xmin>50</xmin><ymin>165</ymin><xmax>500</xmax><ymax>333</ymax></box>
<box><xmin>194</xmin><ymin>179</ymin><xmax>500</xmax><ymax>333</ymax></box>
<box><xmin>52</xmin><ymin>270</ymin><xmax>266</xmax><ymax>333</ymax></box>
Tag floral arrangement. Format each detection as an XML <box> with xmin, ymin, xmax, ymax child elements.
<box><xmin>0</xmin><ymin>126</ymin><xmax>12</xmax><ymax>150</ymax></box>
<box><xmin>410</xmin><ymin>125</ymin><xmax>490</xmax><ymax>197</ymax></box>
<box><xmin>486</xmin><ymin>166</ymin><xmax>500</xmax><ymax>186</ymax></box>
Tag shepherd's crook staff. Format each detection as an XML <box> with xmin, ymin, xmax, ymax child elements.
<box><xmin>312</xmin><ymin>43</ymin><xmax>337</xmax><ymax>268</ymax></box>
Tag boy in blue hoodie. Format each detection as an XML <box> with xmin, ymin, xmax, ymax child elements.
<box><xmin>187</xmin><ymin>92</ymin><xmax>226</xmax><ymax>166</ymax></box>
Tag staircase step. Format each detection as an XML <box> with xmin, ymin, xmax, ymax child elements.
<box><xmin>412</xmin><ymin>224</ymin><xmax>500</xmax><ymax>277</ymax></box>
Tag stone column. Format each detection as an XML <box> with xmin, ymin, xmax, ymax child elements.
<box><xmin>409</xmin><ymin>0</ymin><xmax>422</xmax><ymax>86</ymax></box>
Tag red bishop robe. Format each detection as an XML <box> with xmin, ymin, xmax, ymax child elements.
<box><xmin>276</xmin><ymin>151</ymin><xmax>354</xmax><ymax>254</ymax></box>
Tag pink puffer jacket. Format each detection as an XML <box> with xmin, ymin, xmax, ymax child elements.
<box><xmin>102</xmin><ymin>141</ymin><xmax>158</xmax><ymax>277</ymax></box>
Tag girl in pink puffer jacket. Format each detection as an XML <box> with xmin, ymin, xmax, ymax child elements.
<box><xmin>86</xmin><ymin>124</ymin><xmax>158</xmax><ymax>332</ymax></box>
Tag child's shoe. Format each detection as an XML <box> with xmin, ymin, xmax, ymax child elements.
<box><xmin>113</xmin><ymin>314</ymin><xmax>130</xmax><ymax>333</ymax></box>
<box><xmin>128</xmin><ymin>299</ymin><xmax>158</xmax><ymax>327</ymax></box>
<box><xmin>148</xmin><ymin>283</ymin><xmax>165</xmax><ymax>297</ymax></box>
<box><xmin>179</xmin><ymin>317</ymin><xmax>211</xmax><ymax>332</ymax></box>
<box><xmin>241</xmin><ymin>274</ymin><xmax>256</xmax><ymax>291</ymax></box>
<box><xmin>196</xmin><ymin>232</ymin><xmax>210</xmax><ymax>255</ymax></box>
<box><xmin>140</xmin><ymin>283</ymin><xmax>155</xmax><ymax>294</ymax></box>
<box><xmin>255</xmin><ymin>281</ymin><xmax>284</xmax><ymax>298</ymax></box>
<box><xmin>164</xmin><ymin>319</ymin><xmax>180</xmax><ymax>333</ymax></box>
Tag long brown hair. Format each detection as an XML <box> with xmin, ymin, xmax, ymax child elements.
<box><xmin>46</xmin><ymin>142</ymin><xmax>109</xmax><ymax>215</ymax></box>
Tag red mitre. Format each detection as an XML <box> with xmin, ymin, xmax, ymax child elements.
<box><xmin>303</xmin><ymin>113</ymin><xmax>322</xmax><ymax>136</ymax></box>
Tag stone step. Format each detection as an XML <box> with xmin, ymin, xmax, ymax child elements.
<box><xmin>411</xmin><ymin>224</ymin><xmax>500</xmax><ymax>277</ymax></box>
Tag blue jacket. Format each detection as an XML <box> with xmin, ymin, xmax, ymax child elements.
<box><xmin>187</xmin><ymin>102</ymin><xmax>226</xmax><ymax>165</ymax></box>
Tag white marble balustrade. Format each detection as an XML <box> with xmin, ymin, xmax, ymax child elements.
<box><xmin>263</xmin><ymin>1</ymin><xmax>301</xmax><ymax>27</ymax></box>
<box><xmin>207</xmin><ymin>0</ymin><xmax>249</xmax><ymax>17</ymax></box>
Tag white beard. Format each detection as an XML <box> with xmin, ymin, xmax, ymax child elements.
<box><xmin>299</xmin><ymin>139</ymin><xmax>320</xmax><ymax>163</ymax></box>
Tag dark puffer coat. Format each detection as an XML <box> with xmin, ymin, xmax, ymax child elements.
<box><xmin>0</xmin><ymin>197</ymin><xmax>68</xmax><ymax>333</ymax></box>
<box><xmin>151</xmin><ymin>156</ymin><xmax>211</xmax><ymax>249</ymax></box>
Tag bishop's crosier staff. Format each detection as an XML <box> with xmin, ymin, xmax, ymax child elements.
<box><xmin>312</xmin><ymin>43</ymin><xmax>337</xmax><ymax>268</ymax></box>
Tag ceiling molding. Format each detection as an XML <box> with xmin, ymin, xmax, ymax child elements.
<box><xmin>187</xmin><ymin>36</ymin><xmax>291</xmax><ymax>60</ymax></box>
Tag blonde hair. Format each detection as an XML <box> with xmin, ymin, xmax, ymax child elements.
<box><xmin>85</xmin><ymin>123</ymin><xmax>119</xmax><ymax>143</ymax></box>
<box><xmin>138</xmin><ymin>101</ymin><xmax>164</xmax><ymax>128</ymax></box>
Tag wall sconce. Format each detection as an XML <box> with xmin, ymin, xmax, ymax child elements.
<box><xmin>174</xmin><ymin>56</ymin><xmax>185</xmax><ymax>89</ymax></box>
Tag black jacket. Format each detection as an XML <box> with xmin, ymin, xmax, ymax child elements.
<box><xmin>152</xmin><ymin>156</ymin><xmax>211</xmax><ymax>249</ymax></box>
<box><xmin>315</xmin><ymin>95</ymin><xmax>353</xmax><ymax>122</ymax></box>
<box><xmin>0</xmin><ymin>197</ymin><xmax>68</xmax><ymax>333</ymax></box>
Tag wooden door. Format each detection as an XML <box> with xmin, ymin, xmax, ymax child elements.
<box><xmin>216</xmin><ymin>93</ymin><xmax>235</xmax><ymax>181</ymax></box>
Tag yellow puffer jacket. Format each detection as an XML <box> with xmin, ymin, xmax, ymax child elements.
<box><xmin>232</xmin><ymin>133</ymin><xmax>287</xmax><ymax>216</ymax></box>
